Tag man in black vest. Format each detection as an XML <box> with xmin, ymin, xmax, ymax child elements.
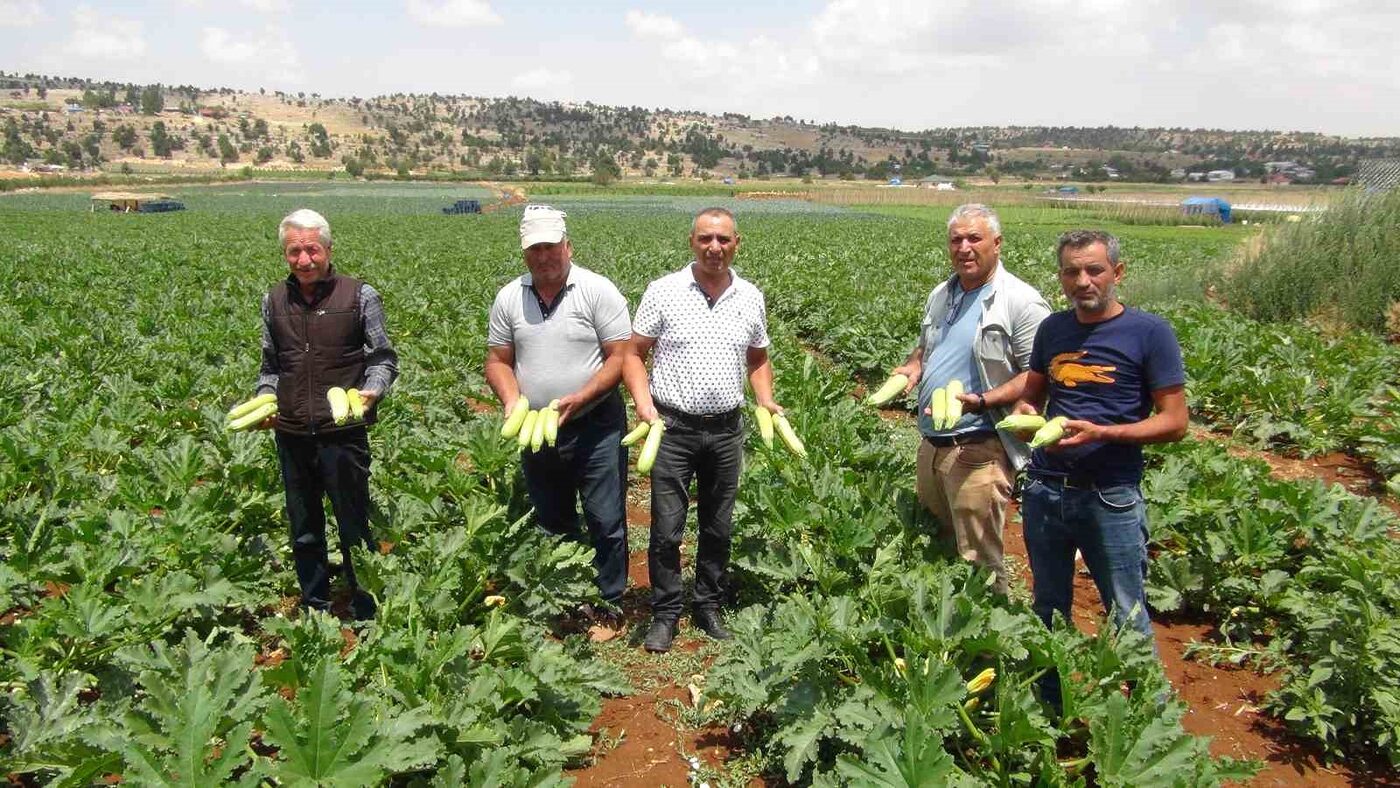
<box><xmin>252</xmin><ymin>208</ymin><xmax>399</xmax><ymax>619</ymax></box>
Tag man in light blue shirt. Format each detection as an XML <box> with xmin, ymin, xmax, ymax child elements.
<box><xmin>888</xmin><ymin>204</ymin><xmax>1051</xmax><ymax>593</ymax></box>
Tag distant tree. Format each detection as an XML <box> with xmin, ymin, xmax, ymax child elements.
<box><xmin>62</xmin><ymin>140</ymin><xmax>85</xmax><ymax>168</ymax></box>
<box><xmin>149</xmin><ymin>122</ymin><xmax>173</xmax><ymax>157</ymax></box>
<box><xmin>140</xmin><ymin>85</ymin><xmax>162</xmax><ymax>115</ymax></box>
<box><xmin>286</xmin><ymin>140</ymin><xmax>305</xmax><ymax>163</ymax></box>
<box><xmin>342</xmin><ymin>154</ymin><xmax>364</xmax><ymax>177</ymax></box>
<box><xmin>589</xmin><ymin>149</ymin><xmax>621</xmax><ymax>185</ymax></box>
<box><xmin>2</xmin><ymin>118</ymin><xmax>34</xmax><ymax>164</ymax></box>
<box><xmin>255</xmin><ymin>146</ymin><xmax>275</xmax><ymax>164</ymax></box>
<box><xmin>307</xmin><ymin>122</ymin><xmax>331</xmax><ymax>157</ymax></box>
<box><xmin>217</xmin><ymin>133</ymin><xmax>238</xmax><ymax>164</ymax></box>
<box><xmin>112</xmin><ymin>124</ymin><xmax>137</xmax><ymax>150</ymax></box>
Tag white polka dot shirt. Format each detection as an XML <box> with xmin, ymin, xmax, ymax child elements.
<box><xmin>634</xmin><ymin>262</ymin><xmax>771</xmax><ymax>415</ymax></box>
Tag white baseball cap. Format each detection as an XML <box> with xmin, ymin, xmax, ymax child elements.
<box><xmin>520</xmin><ymin>204</ymin><xmax>568</xmax><ymax>249</ymax></box>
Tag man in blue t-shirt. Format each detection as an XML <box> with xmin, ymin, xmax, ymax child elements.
<box><xmin>1012</xmin><ymin>230</ymin><xmax>1187</xmax><ymax>677</ymax></box>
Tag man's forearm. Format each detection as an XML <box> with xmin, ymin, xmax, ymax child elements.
<box><xmin>484</xmin><ymin>356</ymin><xmax>519</xmax><ymax>404</ymax></box>
<box><xmin>1098</xmin><ymin>412</ymin><xmax>1188</xmax><ymax>445</ymax></box>
<box><xmin>747</xmin><ymin>359</ymin><xmax>776</xmax><ymax>406</ymax></box>
<box><xmin>980</xmin><ymin>371</ymin><xmax>1029</xmax><ymax>409</ymax></box>
<box><xmin>621</xmin><ymin>352</ymin><xmax>654</xmax><ymax>412</ymax></box>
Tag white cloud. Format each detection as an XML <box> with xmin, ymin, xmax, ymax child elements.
<box><xmin>624</xmin><ymin>10</ymin><xmax>683</xmax><ymax>39</ymax></box>
<box><xmin>404</xmin><ymin>0</ymin><xmax>502</xmax><ymax>28</ymax></box>
<box><xmin>201</xmin><ymin>26</ymin><xmax>304</xmax><ymax>84</ymax></box>
<box><xmin>511</xmin><ymin>67</ymin><xmax>574</xmax><ymax>97</ymax></box>
<box><xmin>64</xmin><ymin>6</ymin><xmax>147</xmax><ymax>59</ymax></box>
<box><xmin>623</xmin><ymin>8</ymin><xmax>820</xmax><ymax>89</ymax></box>
<box><xmin>0</xmin><ymin>0</ymin><xmax>46</xmax><ymax>27</ymax></box>
<box><xmin>239</xmin><ymin>0</ymin><xmax>291</xmax><ymax>12</ymax></box>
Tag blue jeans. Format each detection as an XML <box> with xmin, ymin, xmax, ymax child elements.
<box><xmin>1022</xmin><ymin>477</ymin><xmax>1154</xmax><ymax>638</ymax></box>
<box><xmin>1022</xmin><ymin>476</ymin><xmax>1155</xmax><ymax>710</ymax></box>
<box><xmin>521</xmin><ymin>392</ymin><xmax>628</xmax><ymax>605</ymax></box>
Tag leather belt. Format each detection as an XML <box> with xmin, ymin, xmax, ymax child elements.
<box><xmin>656</xmin><ymin>402</ymin><xmax>741</xmax><ymax>431</ymax></box>
<box><xmin>923</xmin><ymin>430</ymin><xmax>997</xmax><ymax>448</ymax></box>
<box><xmin>1026</xmin><ymin>470</ymin><xmax>1100</xmax><ymax>490</ymax></box>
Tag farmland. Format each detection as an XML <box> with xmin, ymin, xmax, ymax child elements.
<box><xmin>1</xmin><ymin>182</ymin><xmax>1397</xmax><ymax>785</ymax></box>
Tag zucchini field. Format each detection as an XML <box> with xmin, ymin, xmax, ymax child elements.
<box><xmin>1</xmin><ymin>185</ymin><xmax>1396</xmax><ymax>786</ymax></box>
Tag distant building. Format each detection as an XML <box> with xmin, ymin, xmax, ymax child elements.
<box><xmin>1263</xmin><ymin>161</ymin><xmax>1315</xmax><ymax>182</ymax></box>
<box><xmin>1170</xmin><ymin>168</ymin><xmax>1187</xmax><ymax>180</ymax></box>
<box><xmin>1206</xmin><ymin>169</ymin><xmax>1236</xmax><ymax>182</ymax></box>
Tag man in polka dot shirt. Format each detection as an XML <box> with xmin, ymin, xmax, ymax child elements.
<box><xmin>623</xmin><ymin>207</ymin><xmax>783</xmax><ymax>653</ymax></box>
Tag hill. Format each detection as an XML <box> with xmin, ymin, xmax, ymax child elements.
<box><xmin>3</xmin><ymin>71</ymin><xmax>1399</xmax><ymax>185</ymax></box>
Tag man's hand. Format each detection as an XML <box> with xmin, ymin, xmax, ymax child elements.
<box><xmin>954</xmin><ymin>392</ymin><xmax>982</xmax><ymax>412</ymax></box>
<box><xmin>358</xmin><ymin>389</ymin><xmax>380</xmax><ymax>410</ymax></box>
<box><xmin>555</xmin><ymin>392</ymin><xmax>587</xmax><ymax>425</ymax></box>
<box><xmin>1052</xmin><ymin>419</ymin><xmax>1107</xmax><ymax>450</ymax></box>
<box><xmin>756</xmin><ymin>396</ymin><xmax>783</xmax><ymax>416</ymax></box>
<box><xmin>635</xmin><ymin>401</ymin><xmax>659</xmax><ymax>423</ymax></box>
<box><xmin>1004</xmin><ymin>402</ymin><xmax>1041</xmax><ymax>440</ymax></box>
<box><xmin>502</xmin><ymin>396</ymin><xmax>521</xmax><ymax>418</ymax></box>
<box><xmin>256</xmin><ymin>413</ymin><xmax>279</xmax><ymax>431</ymax></box>
<box><xmin>891</xmin><ymin>363</ymin><xmax>920</xmax><ymax>394</ymax></box>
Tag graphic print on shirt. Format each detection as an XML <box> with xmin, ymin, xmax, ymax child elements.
<box><xmin>1049</xmin><ymin>351</ymin><xmax>1116</xmax><ymax>388</ymax></box>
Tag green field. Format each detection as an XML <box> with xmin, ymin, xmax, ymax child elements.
<box><xmin>1</xmin><ymin>183</ymin><xmax>1395</xmax><ymax>784</ymax></box>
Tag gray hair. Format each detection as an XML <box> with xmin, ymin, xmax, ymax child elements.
<box><xmin>278</xmin><ymin>208</ymin><xmax>332</xmax><ymax>248</ymax></box>
<box><xmin>692</xmin><ymin>206</ymin><xmax>737</xmax><ymax>234</ymax></box>
<box><xmin>1056</xmin><ymin>229</ymin><xmax>1120</xmax><ymax>265</ymax></box>
<box><xmin>946</xmin><ymin>203</ymin><xmax>1001</xmax><ymax>236</ymax></box>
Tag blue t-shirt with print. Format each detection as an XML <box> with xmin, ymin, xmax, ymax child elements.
<box><xmin>1028</xmin><ymin>307</ymin><xmax>1185</xmax><ymax>486</ymax></box>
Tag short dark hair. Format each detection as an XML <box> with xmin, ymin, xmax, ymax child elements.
<box><xmin>1056</xmin><ymin>229</ymin><xmax>1120</xmax><ymax>265</ymax></box>
<box><xmin>692</xmin><ymin>206</ymin><xmax>737</xmax><ymax>234</ymax></box>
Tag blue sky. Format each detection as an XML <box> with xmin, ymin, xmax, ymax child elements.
<box><xmin>3</xmin><ymin>0</ymin><xmax>1397</xmax><ymax>136</ymax></box>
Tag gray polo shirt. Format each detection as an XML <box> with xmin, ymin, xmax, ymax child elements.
<box><xmin>488</xmin><ymin>262</ymin><xmax>631</xmax><ymax>414</ymax></box>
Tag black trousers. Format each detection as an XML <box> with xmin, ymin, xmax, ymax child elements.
<box><xmin>274</xmin><ymin>427</ymin><xmax>374</xmax><ymax>612</ymax></box>
<box><xmin>647</xmin><ymin>407</ymin><xmax>743</xmax><ymax>621</ymax></box>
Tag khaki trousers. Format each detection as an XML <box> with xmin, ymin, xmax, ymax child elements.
<box><xmin>915</xmin><ymin>435</ymin><xmax>1014</xmax><ymax>594</ymax></box>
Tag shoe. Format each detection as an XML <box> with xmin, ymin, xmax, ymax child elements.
<box><xmin>349</xmin><ymin>589</ymin><xmax>378</xmax><ymax>621</ymax></box>
<box><xmin>692</xmin><ymin>608</ymin><xmax>731</xmax><ymax>640</ymax></box>
<box><xmin>643</xmin><ymin>619</ymin><xmax>677</xmax><ymax>653</ymax></box>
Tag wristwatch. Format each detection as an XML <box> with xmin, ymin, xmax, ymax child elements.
<box><xmin>977</xmin><ymin>394</ymin><xmax>987</xmax><ymax>411</ymax></box>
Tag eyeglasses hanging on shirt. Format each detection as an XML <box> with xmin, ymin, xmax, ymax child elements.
<box><xmin>944</xmin><ymin>277</ymin><xmax>973</xmax><ymax>327</ymax></box>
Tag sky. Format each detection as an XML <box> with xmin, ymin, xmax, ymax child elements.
<box><xmin>2</xmin><ymin>0</ymin><xmax>1397</xmax><ymax>137</ymax></box>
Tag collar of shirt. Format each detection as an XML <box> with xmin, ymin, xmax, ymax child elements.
<box><xmin>941</xmin><ymin>260</ymin><xmax>1003</xmax><ymax>310</ymax></box>
<box><xmin>520</xmin><ymin>264</ymin><xmax>577</xmax><ymax>318</ymax></box>
<box><xmin>285</xmin><ymin>264</ymin><xmax>339</xmax><ymax>308</ymax></box>
<box><xmin>687</xmin><ymin>261</ymin><xmax>738</xmax><ymax>308</ymax></box>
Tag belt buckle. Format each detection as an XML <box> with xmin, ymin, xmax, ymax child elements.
<box><xmin>1062</xmin><ymin>476</ymin><xmax>1090</xmax><ymax>490</ymax></box>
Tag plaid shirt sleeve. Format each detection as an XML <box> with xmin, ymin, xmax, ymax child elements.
<box><xmin>255</xmin><ymin>293</ymin><xmax>279</xmax><ymax>395</ymax></box>
<box><xmin>360</xmin><ymin>284</ymin><xmax>400</xmax><ymax>397</ymax></box>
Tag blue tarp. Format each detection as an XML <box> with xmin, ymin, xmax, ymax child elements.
<box><xmin>1181</xmin><ymin>196</ymin><xmax>1232</xmax><ymax>223</ymax></box>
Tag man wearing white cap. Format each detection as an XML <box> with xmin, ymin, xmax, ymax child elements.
<box><xmin>486</xmin><ymin>205</ymin><xmax>633</xmax><ymax>637</ymax></box>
